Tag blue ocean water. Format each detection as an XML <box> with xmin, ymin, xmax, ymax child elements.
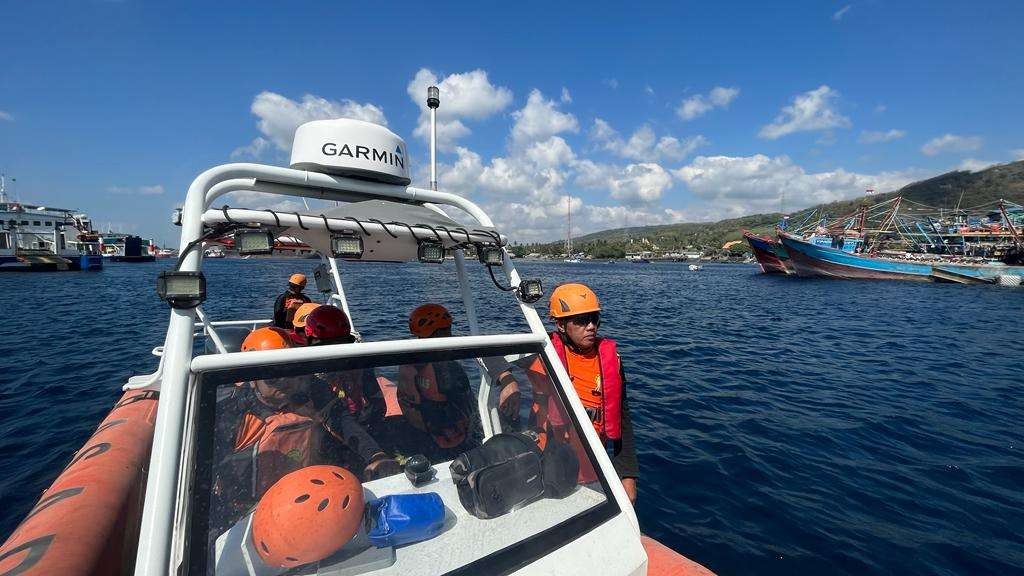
<box><xmin>1</xmin><ymin>259</ymin><xmax>1022</xmax><ymax>575</ymax></box>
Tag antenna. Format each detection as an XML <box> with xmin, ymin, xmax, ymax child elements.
<box><xmin>0</xmin><ymin>173</ymin><xmax>6</xmax><ymax>203</ymax></box>
<box><xmin>427</xmin><ymin>86</ymin><xmax>440</xmax><ymax>191</ymax></box>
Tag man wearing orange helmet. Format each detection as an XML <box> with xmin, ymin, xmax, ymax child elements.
<box><xmin>538</xmin><ymin>283</ymin><xmax>638</xmax><ymax>503</ymax></box>
<box><xmin>272</xmin><ymin>273</ymin><xmax>311</xmax><ymax>329</ymax></box>
<box><xmin>397</xmin><ymin>304</ymin><xmax>479</xmax><ymax>457</ymax></box>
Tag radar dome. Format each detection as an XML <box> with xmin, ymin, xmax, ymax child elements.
<box><xmin>290</xmin><ymin>118</ymin><xmax>411</xmax><ymax>185</ymax></box>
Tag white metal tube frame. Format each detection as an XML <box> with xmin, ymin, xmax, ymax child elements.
<box><xmin>133</xmin><ymin>163</ymin><xmax>638</xmax><ymax>576</ymax></box>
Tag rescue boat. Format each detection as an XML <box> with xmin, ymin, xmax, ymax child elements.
<box><xmin>0</xmin><ymin>93</ymin><xmax>713</xmax><ymax>576</ymax></box>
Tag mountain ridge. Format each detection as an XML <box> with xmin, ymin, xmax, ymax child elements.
<box><xmin>519</xmin><ymin>160</ymin><xmax>1024</xmax><ymax>256</ymax></box>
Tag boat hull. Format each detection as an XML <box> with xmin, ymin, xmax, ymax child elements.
<box><xmin>779</xmin><ymin>232</ymin><xmax>1024</xmax><ymax>282</ymax></box>
<box><xmin>742</xmin><ymin>231</ymin><xmax>789</xmax><ymax>274</ymax></box>
<box><xmin>0</xmin><ymin>390</ymin><xmax>158</xmax><ymax>575</ymax></box>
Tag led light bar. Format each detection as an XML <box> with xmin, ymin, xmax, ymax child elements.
<box><xmin>156</xmin><ymin>271</ymin><xmax>206</xmax><ymax>309</ymax></box>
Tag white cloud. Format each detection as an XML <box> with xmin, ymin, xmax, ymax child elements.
<box><xmin>676</xmin><ymin>86</ymin><xmax>740</xmax><ymax>121</ymax></box>
<box><xmin>921</xmin><ymin>134</ymin><xmax>983</xmax><ymax>156</ymax></box>
<box><xmin>576</xmin><ymin>160</ymin><xmax>674</xmax><ymax>204</ymax></box>
<box><xmin>510</xmin><ymin>89</ymin><xmax>578</xmax><ymax>146</ymax></box>
<box><xmin>759</xmin><ymin>85</ymin><xmax>851</xmax><ymax>140</ymax></box>
<box><xmin>644</xmin><ymin>85</ymin><xmax>655</xmax><ymax>96</ymax></box>
<box><xmin>407</xmin><ymin>68</ymin><xmax>513</xmax><ymax>149</ymax></box>
<box><xmin>231</xmin><ymin>137</ymin><xmax>273</xmax><ymax>160</ymax></box>
<box><xmin>673</xmin><ymin>154</ymin><xmax>920</xmax><ymax>219</ymax></box>
<box><xmin>590</xmin><ymin>119</ymin><xmax>706</xmax><ymax>162</ymax></box>
<box><xmin>602</xmin><ymin>78</ymin><xmax>619</xmax><ymax>90</ymax></box>
<box><xmin>859</xmin><ymin>129</ymin><xmax>906</xmax><ymax>144</ymax></box>
<box><xmin>244</xmin><ymin>91</ymin><xmax>386</xmax><ymax>154</ymax></box>
<box><xmin>958</xmin><ymin>158</ymin><xmax>997</xmax><ymax>172</ymax></box>
<box><xmin>1012</xmin><ymin>149</ymin><xmax>1024</xmax><ymax>160</ymax></box>
<box><xmin>108</xmin><ymin>184</ymin><xmax>165</xmax><ymax>196</ymax></box>
<box><xmin>0</xmin><ymin>110</ymin><xmax>12</xmax><ymax>122</ymax></box>
<box><xmin>561</xmin><ymin>87</ymin><xmax>572</xmax><ymax>103</ymax></box>
<box><xmin>832</xmin><ymin>5</ymin><xmax>852</xmax><ymax>21</ymax></box>
<box><xmin>873</xmin><ymin>104</ymin><xmax>887</xmax><ymax>115</ymax></box>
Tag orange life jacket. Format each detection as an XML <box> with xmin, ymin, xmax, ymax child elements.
<box><xmin>232</xmin><ymin>410</ymin><xmax>315</xmax><ymax>498</ymax></box>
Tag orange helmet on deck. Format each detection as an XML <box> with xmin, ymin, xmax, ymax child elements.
<box><xmin>251</xmin><ymin>465</ymin><xmax>364</xmax><ymax>568</ymax></box>
<box><xmin>241</xmin><ymin>327</ymin><xmax>293</xmax><ymax>352</ymax></box>
<box><xmin>408</xmin><ymin>304</ymin><xmax>453</xmax><ymax>338</ymax></box>
<box><xmin>288</xmin><ymin>273</ymin><xmax>307</xmax><ymax>288</ymax></box>
<box><xmin>549</xmin><ymin>283</ymin><xmax>601</xmax><ymax>319</ymax></box>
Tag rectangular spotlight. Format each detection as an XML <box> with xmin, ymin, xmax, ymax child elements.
<box><xmin>235</xmin><ymin>230</ymin><xmax>275</xmax><ymax>255</ymax></box>
<box><xmin>478</xmin><ymin>246</ymin><xmax>504</xmax><ymax>267</ymax></box>
<box><xmin>417</xmin><ymin>241</ymin><xmax>445</xmax><ymax>263</ymax></box>
<box><xmin>156</xmin><ymin>271</ymin><xmax>206</xmax><ymax>309</ymax></box>
<box><xmin>330</xmin><ymin>234</ymin><xmax>364</xmax><ymax>259</ymax></box>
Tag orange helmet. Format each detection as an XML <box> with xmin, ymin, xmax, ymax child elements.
<box><xmin>288</xmin><ymin>273</ymin><xmax>307</xmax><ymax>288</ymax></box>
<box><xmin>549</xmin><ymin>283</ymin><xmax>601</xmax><ymax>319</ymax></box>
<box><xmin>408</xmin><ymin>304</ymin><xmax>453</xmax><ymax>338</ymax></box>
<box><xmin>251</xmin><ymin>465</ymin><xmax>364</xmax><ymax>568</ymax></box>
<box><xmin>292</xmin><ymin>303</ymin><xmax>320</xmax><ymax>331</ymax></box>
<box><xmin>241</xmin><ymin>327</ymin><xmax>293</xmax><ymax>352</ymax></box>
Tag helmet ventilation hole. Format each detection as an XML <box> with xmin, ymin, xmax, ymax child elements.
<box><xmin>294</xmin><ymin>494</ymin><xmax>310</xmax><ymax>503</ymax></box>
<box><xmin>310</xmin><ymin>478</ymin><xmax>325</xmax><ymax>485</ymax></box>
<box><xmin>317</xmin><ymin>498</ymin><xmax>330</xmax><ymax>511</ymax></box>
<box><xmin>260</xmin><ymin>541</ymin><xmax>270</xmax><ymax>553</ymax></box>
<box><xmin>333</xmin><ymin>471</ymin><xmax>344</xmax><ymax>480</ymax></box>
<box><xmin>342</xmin><ymin>495</ymin><xmax>351</xmax><ymax>509</ymax></box>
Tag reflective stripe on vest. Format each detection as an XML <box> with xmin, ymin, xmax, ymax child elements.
<box><xmin>550</xmin><ymin>333</ymin><xmax>623</xmax><ymax>440</ymax></box>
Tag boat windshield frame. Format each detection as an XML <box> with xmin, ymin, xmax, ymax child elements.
<box><xmin>135</xmin><ymin>161</ymin><xmax>639</xmax><ymax>575</ymax></box>
<box><xmin>183</xmin><ymin>340</ymin><xmax>622</xmax><ymax>576</ymax></box>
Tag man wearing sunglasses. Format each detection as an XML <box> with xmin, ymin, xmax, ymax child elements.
<box><xmin>545</xmin><ymin>283</ymin><xmax>638</xmax><ymax>503</ymax></box>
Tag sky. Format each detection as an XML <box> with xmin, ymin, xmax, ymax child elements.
<box><xmin>2</xmin><ymin>1</ymin><xmax>1024</xmax><ymax>246</ymax></box>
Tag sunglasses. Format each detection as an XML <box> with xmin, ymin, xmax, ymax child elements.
<box><xmin>567</xmin><ymin>312</ymin><xmax>600</xmax><ymax>326</ymax></box>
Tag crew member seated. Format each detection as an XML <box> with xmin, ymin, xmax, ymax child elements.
<box><xmin>394</xmin><ymin>304</ymin><xmax>483</xmax><ymax>460</ymax></box>
<box><xmin>272</xmin><ymin>273</ymin><xmax>311</xmax><ymax>329</ymax></box>
<box><xmin>303</xmin><ymin>305</ymin><xmax>387</xmax><ymax>434</ymax></box>
<box><xmin>212</xmin><ymin>326</ymin><xmax>398</xmax><ymax>532</ymax></box>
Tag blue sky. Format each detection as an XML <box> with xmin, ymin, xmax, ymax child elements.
<box><xmin>2</xmin><ymin>0</ymin><xmax>1023</xmax><ymax>245</ymax></box>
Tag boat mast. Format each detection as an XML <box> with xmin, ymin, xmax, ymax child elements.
<box><xmin>566</xmin><ymin>196</ymin><xmax>572</xmax><ymax>255</ymax></box>
<box><xmin>999</xmin><ymin>199</ymin><xmax>1023</xmax><ymax>251</ymax></box>
<box><xmin>428</xmin><ymin>86</ymin><xmax>439</xmax><ymax>191</ymax></box>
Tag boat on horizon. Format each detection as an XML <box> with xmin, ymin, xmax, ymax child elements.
<box><xmin>0</xmin><ymin>180</ymin><xmax>104</xmax><ymax>271</ymax></box>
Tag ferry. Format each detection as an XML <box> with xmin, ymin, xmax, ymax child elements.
<box><xmin>0</xmin><ymin>95</ymin><xmax>712</xmax><ymax>575</ymax></box>
<box><xmin>0</xmin><ymin>183</ymin><xmax>103</xmax><ymax>271</ymax></box>
<box><xmin>101</xmin><ymin>233</ymin><xmax>158</xmax><ymax>262</ymax></box>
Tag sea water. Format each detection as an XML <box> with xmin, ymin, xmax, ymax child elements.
<box><xmin>1</xmin><ymin>260</ymin><xmax>1021</xmax><ymax>575</ymax></box>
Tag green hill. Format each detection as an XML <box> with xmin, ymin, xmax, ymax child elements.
<box><xmin>518</xmin><ymin>160</ymin><xmax>1024</xmax><ymax>258</ymax></box>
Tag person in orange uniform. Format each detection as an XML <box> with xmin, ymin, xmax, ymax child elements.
<box><xmin>543</xmin><ymin>283</ymin><xmax>638</xmax><ymax>503</ymax></box>
<box><xmin>397</xmin><ymin>304</ymin><xmax>479</xmax><ymax>455</ymax></box>
<box><xmin>272</xmin><ymin>273</ymin><xmax>311</xmax><ymax>329</ymax></box>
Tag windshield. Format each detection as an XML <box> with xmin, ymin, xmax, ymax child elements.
<box><xmin>185</xmin><ymin>344</ymin><xmax>618</xmax><ymax>575</ymax></box>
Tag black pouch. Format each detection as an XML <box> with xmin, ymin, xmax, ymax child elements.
<box><xmin>450</xmin><ymin>433</ymin><xmax>545</xmax><ymax>519</ymax></box>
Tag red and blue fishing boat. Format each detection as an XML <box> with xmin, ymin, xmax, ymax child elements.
<box><xmin>742</xmin><ymin>230</ymin><xmax>791</xmax><ymax>274</ymax></box>
<box><xmin>778</xmin><ymin>230</ymin><xmax>1024</xmax><ymax>282</ymax></box>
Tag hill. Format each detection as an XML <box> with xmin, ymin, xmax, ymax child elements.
<box><xmin>517</xmin><ymin>160</ymin><xmax>1024</xmax><ymax>258</ymax></box>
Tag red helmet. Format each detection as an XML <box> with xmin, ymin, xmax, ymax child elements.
<box><xmin>304</xmin><ymin>305</ymin><xmax>353</xmax><ymax>342</ymax></box>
